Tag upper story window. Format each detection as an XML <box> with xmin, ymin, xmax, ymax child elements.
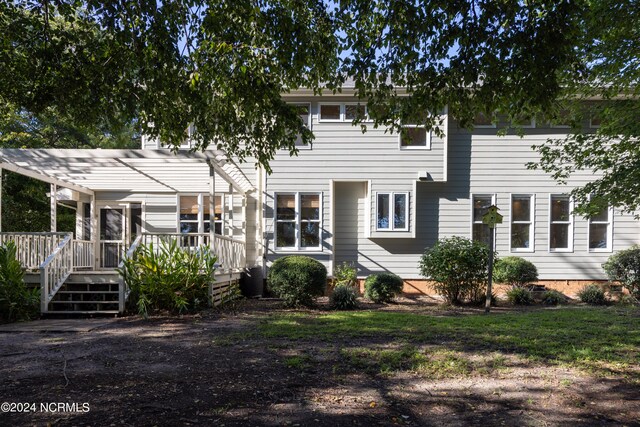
<box><xmin>473</xmin><ymin>112</ymin><xmax>496</xmax><ymax>128</ymax></box>
<box><xmin>588</xmin><ymin>206</ymin><xmax>613</xmax><ymax>252</ymax></box>
<box><xmin>399</xmin><ymin>125</ymin><xmax>431</xmax><ymax>150</ymax></box>
<box><xmin>590</xmin><ymin>114</ymin><xmax>602</xmax><ymax>128</ymax></box>
<box><xmin>377</xmin><ymin>192</ymin><xmax>408</xmax><ymax>231</ymax></box>
<box><xmin>344</xmin><ymin>104</ymin><xmax>368</xmax><ymax>121</ymax></box>
<box><xmin>472</xmin><ymin>194</ymin><xmax>495</xmax><ymax>248</ymax></box>
<box><xmin>511</xmin><ymin>194</ymin><xmax>534</xmax><ymax>252</ymax></box>
<box><xmin>293</xmin><ymin>103</ymin><xmax>312</xmax><ymax>149</ymax></box>
<box><xmin>319</xmin><ymin>104</ymin><xmax>341</xmax><ymax>121</ymax></box>
<box><xmin>274</xmin><ymin>193</ymin><xmax>322</xmax><ymax>250</ymax></box>
<box><xmin>179</xmin><ymin>194</ymin><xmax>223</xmax><ymax>235</ymax></box>
<box><xmin>511</xmin><ymin>116</ymin><xmax>535</xmax><ymax>128</ymax></box>
<box><xmin>549</xmin><ymin>195</ymin><xmax>573</xmax><ymax>252</ymax></box>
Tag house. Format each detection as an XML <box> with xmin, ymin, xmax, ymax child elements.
<box><xmin>0</xmin><ymin>88</ymin><xmax>637</xmax><ymax>314</ymax></box>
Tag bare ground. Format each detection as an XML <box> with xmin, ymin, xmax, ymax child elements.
<box><xmin>0</xmin><ymin>298</ymin><xmax>638</xmax><ymax>426</ymax></box>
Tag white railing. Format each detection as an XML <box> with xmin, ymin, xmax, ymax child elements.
<box><xmin>140</xmin><ymin>233</ymin><xmax>210</xmax><ymax>249</ymax></box>
<box><xmin>118</xmin><ymin>235</ymin><xmax>142</xmax><ymax>314</ymax></box>
<box><xmin>100</xmin><ymin>241</ymin><xmax>126</xmax><ymax>269</ymax></box>
<box><xmin>0</xmin><ymin>232</ymin><xmax>68</xmax><ymax>270</ymax></box>
<box><xmin>39</xmin><ymin>233</ymin><xmax>74</xmax><ymax>313</ymax></box>
<box><xmin>73</xmin><ymin>240</ymin><xmax>94</xmax><ymax>270</ymax></box>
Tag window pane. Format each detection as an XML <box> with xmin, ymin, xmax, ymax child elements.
<box><xmin>589</xmin><ymin>224</ymin><xmax>608</xmax><ymax>249</ymax></box>
<box><xmin>180</xmin><ymin>222</ymin><xmax>199</xmax><ymax>234</ymax></box>
<box><xmin>345</xmin><ymin>104</ymin><xmax>366</xmax><ymax>120</ymax></box>
<box><xmin>377</xmin><ymin>194</ymin><xmax>390</xmax><ymax>229</ymax></box>
<box><xmin>474</xmin><ymin>112</ymin><xmax>493</xmax><ymax>126</ymax></box>
<box><xmin>202</xmin><ymin>195</ymin><xmax>223</xmax><ymax>216</ymax></box>
<box><xmin>550</xmin><ymin>224</ymin><xmax>569</xmax><ymax>249</ymax></box>
<box><xmin>180</xmin><ymin>213</ymin><xmax>198</xmax><ymax>221</ymax></box>
<box><xmin>100</xmin><ymin>209</ymin><xmax>123</xmax><ymax>240</ymax></box>
<box><xmin>301</xmin><ymin>194</ymin><xmax>320</xmax><ymax>220</ymax></box>
<box><xmin>473</xmin><ymin>196</ymin><xmax>492</xmax><ymax>222</ymax></box>
<box><xmin>551</xmin><ymin>196</ymin><xmax>570</xmax><ymax>221</ymax></box>
<box><xmin>512</xmin><ymin>197</ymin><xmax>531</xmax><ymax>222</ymax></box>
<box><xmin>511</xmin><ymin>224</ymin><xmax>530</xmax><ymax>249</ymax></box>
<box><xmin>180</xmin><ymin>196</ymin><xmax>199</xmax><ymax>215</ymax></box>
<box><xmin>320</xmin><ymin>104</ymin><xmax>340</xmax><ymax>120</ymax></box>
<box><xmin>591</xmin><ymin>208</ymin><xmax>609</xmax><ymax>222</ymax></box>
<box><xmin>394</xmin><ymin>193</ymin><xmax>407</xmax><ymax>229</ymax></box>
<box><xmin>296</xmin><ymin>104</ymin><xmax>310</xmax><ymax>126</ymax></box>
<box><xmin>276</xmin><ymin>222</ymin><xmax>296</xmax><ymax>247</ymax></box>
<box><xmin>214</xmin><ymin>223</ymin><xmax>222</xmax><ymax>235</ymax></box>
<box><xmin>276</xmin><ymin>195</ymin><xmax>296</xmax><ymax>220</ymax></box>
<box><xmin>400</xmin><ymin>127</ymin><xmax>428</xmax><ymax>147</ymax></box>
<box><xmin>473</xmin><ymin>224</ymin><xmax>491</xmax><ymax>247</ymax></box>
<box><xmin>301</xmin><ymin>222</ymin><xmax>320</xmax><ymax>247</ymax></box>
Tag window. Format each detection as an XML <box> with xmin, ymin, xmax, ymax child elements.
<box><xmin>293</xmin><ymin>103</ymin><xmax>312</xmax><ymax>149</ymax></box>
<box><xmin>588</xmin><ymin>206</ymin><xmax>612</xmax><ymax>252</ymax></box>
<box><xmin>549</xmin><ymin>109</ymin><xmax>572</xmax><ymax>128</ymax></box>
<box><xmin>473</xmin><ymin>112</ymin><xmax>496</xmax><ymax>128</ymax></box>
<box><xmin>377</xmin><ymin>192</ymin><xmax>408</xmax><ymax>231</ymax></box>
<box><xmin>275</xmin><ymin>193</ymin><xmax>321</xmax><ymax>250</ymax></box>
<box><xmin>472</xmin><ymin>195</ymin><xmax>495</xmax><ymax>248</ymax></box>
<box><xmin>399</xmin><ymin>126</ymin><xmax>430</xmax><ymax>150</ymax></box>
<box><xmin>319</xmin><ymin>104</ymin><xmax>341</xmax><ymax>121</ymax></box>
<box><xmin>511</xmin><ymin>195</ymin><xmax>534</xmax><ymax>251</ymax></box>
<box><xmin>179</xmin><ymin>194</ymin><xmax>223</xmax><ymax>235</ymax></box>
<box><xmin>344</xmin><ymin>104</ymin><xmax>367</xmax><ymax>121</ymax></box>
<box><xmin>590</xmin><ymin>114</ymin><xmax>602</xmax><ymax>128</ymax></box>
<box><xmin>549</xmin><ymin>195</ymin><xmax>573</xmax><ymax>252</ymax></box>
<box><xmin>511</xmin><ymin>116</ymin><xmax>535</xmax><ymax>128</ymax></box>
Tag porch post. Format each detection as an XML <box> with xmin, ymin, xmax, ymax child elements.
<box><xmin>0</xmin><ymin>166</ymin><xmax>3</xmax><ymax>232</ymax></box>
<box><xmin>50</xmin><ymin>183</ymin><xmax>57</xmax><ymax>232</ymax></box>
<box><xmin>91</xmin><ymin>196</ymin><xmax>99</xmax><ymax>269</ymax></box>
<box><xmin>76</xmin><ymin>202</ymin><xmax>84</xmax><ymax>240</ymax></box>
<box><xmin>209</xmin><ymin>165</ymin><xmax>216</xmax><ymax>253</ymax></box>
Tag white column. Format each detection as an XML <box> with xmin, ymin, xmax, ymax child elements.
<box><xmin>209</xmin><ymin>165</ymin><xmax>216</xmax><ymax>252</ymax></box>
<box><xmin>91</xmin><ymin>196</ymin><xmax>99</xmax><ymax>269</ymax></box>
<box><xmin>0</xmin><ymin>167</ymin><xmax>3</xmax><ymax>232</ymax></box>
<box><xmin>76</xmin><ymin>202</ymin><xmax>84</xmax><ymax>240</ymax></box>
<box><xmin>50</xmin><ymin>183</ymin><xmax>57</xmax><ymax>232</ymax></box>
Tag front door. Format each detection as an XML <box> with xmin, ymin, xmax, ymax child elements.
<box><xmin>99</xmin><ymin>207</ymin><xmax>125</xmax><ymax>268</ymax></box>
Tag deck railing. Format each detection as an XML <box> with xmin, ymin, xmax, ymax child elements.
<box><xmin>118</xmin><ymin>235</ymin><xmax>142</xmax><ymax>313</ymax></box>
<box><xmin>0</xmin><ymin>232</ymin><xmax>69</xmax><ymax>270</ymax></box>
<box><xmin>73</xmin><ymin>240</ymin><xmax>94</xmax><ymax>270</ymax></box>
<box><xmin>39</xmin><ymin>233</ymin><xmax>74</xmax><ymax>312</ymax></box>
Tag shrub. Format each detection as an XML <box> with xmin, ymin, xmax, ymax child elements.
<box><xmin>364</xmin><ymin>273</ymin><xmax>404</xmax><ymax>303</ymax></box>
<box><xmin>577</xmin><ymin>284</ymin><xmax>607</xmax><ymax>305</ymax></box>
<box><xmin>268</xmin><ymin>256</ymin><xmax>327</xmax><ymax>307</ymax></box>
<box><xmin>542</xmin><ymin>289</ymin><xmax>567</xmax><ymax>305</ymax></box>
<box><xmin>603</xmin><ymin>246</ymin><xmax>640</xmax><ymax>300</ymax></box>
<box><xmin>418</xmin><ymin>236</ymin><xmax>490</xmax><ymax>304</ymax></box>
<box><xmin>0</xmin><ymin>241</ymin><xmax>39</xmax><ymax>323</ymax></box>
<box><xmin>120</xmin><ymin>240</ymin><xmax>217</xmax><ymax>317</ymax></box>
<box><xmin>506</xmin><ymin>287</ymin><xmax>534</xmax><ymax>305</ymax></box>
<box><xmin>493</xmin><ymin>256</ymin><xmax>538</xmax><ymax>288</ymax></box>
<box><xmin>333</xmin><ymin>262</ymin><xmax>358</xmax><ymax>288</ymax></box>
<box><xmin>331</xmin><ymin>284</ymin><xmax>359</xmax><ymax>310</ymax></box>
<box><xmin>617</xmin><ymin>294</ymin><xmax>638</xmax><ymax>306</ymax></box>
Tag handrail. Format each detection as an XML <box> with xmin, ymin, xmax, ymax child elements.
<box><xmin>0</xmin><ymin>232</ymin><xmax>69</xmax><ymax>270</ymax></box>
<box><xmin>117</xmin><ymin>235</ymin><xmax>143</xmax><ymax>313</ymax></box>
<box><xmin>73</xmin><ymin>239</ymin><xmax>94</xmax><ymax>270</ymax></box>
<box><xmin>39</xmin><ymin>233</ymin><xmax>74</xmax><ymax>313</ymax></box>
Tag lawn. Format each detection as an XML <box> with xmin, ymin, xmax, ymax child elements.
<box><xmin>1</xmin><ymin>299</ymin><xmax>639</xmax><ymax>426</ymax></box>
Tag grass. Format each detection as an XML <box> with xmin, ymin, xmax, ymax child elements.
<box><xmin>255</xmin><ymin>307</ymin><xmax>640</xmax><ymax>379</ymax></box>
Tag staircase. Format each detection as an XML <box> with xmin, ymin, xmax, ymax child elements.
<box><xmin>26</xmin><ymin>271</ymin><xmax>122</xmax><ymax>316</ymax></box>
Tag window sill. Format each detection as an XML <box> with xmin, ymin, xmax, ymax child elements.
<box><xmin>274</xmin><ymin>249</ymin><xmax>324</xmax><ymax>254</ymax></box>
<box><xmin>588</xmin><ymin>248</ymin><xmax>613</xmax><ymax>253</ymax></box>
<box><xmin>399</xmin><ymin>146</ymin><xmax>431</xmax><ymax>151</ymax></box>
<box><xmin>549</xmin><ymin>249</ymin><xmax>574</xmax><ymax>253</ymax></box>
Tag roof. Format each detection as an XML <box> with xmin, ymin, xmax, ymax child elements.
<box><xmin>0</xmin><ymin>149</ymin><xmax>255</xmax><ymax>195</ymax></box>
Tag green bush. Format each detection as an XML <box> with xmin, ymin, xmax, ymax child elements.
<box><xmin>493</xmin><ymin>256</ymin><xmax>538</xmax><ymax>288</ymax></box>
<box><xmin>119</xmin><ymin>240</ymin><xmax>217</xmax><ymax>317</ymax></box>
<box><xmin>506</xmin><ymin>287</ymin><xmax>534</xmax><ymax>305</ymax></box>
<box><xmin>0</xmin><ymin>241</ymin><xmax>39</xmax><ymax>323</ymax></box>
<box><xmin>268</xmin><ymin>256</ymin><xmax>327</xmax><ymax>307</ymax></box>
<box><xmin>418</xmin><ymin>236</ymin><xmax>490</xmax><ymax>304</ymax></box>
<box><xmin>542</xmin><ymin>289</ymin><xmax>567</xmax><ymax>305</ymax></box>
<box><xmin>364</xmin><ymin>273</ymin><xmax>403</xmax><ymax>303</ymax></box>
<box><xmin>331</xmin><ymin>284</ymin><xmax>359</xmax><ymax>310</ymax></box>
<box><xmin>603</xmin><ymin>246</ymin><xmax>640</xmax><ymax>300</ymax></box>
<box><xmin>333</xmin><ymin>262</ymin><xmax>358</xmax><ymax>288</ymax></box>
<box><xmin>577</xmin><ymin>284</ymin><xmax>607</xmax><ymax>305</ymax></box>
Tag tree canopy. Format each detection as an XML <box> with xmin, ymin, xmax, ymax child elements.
<box><xmin>1</xmin><ymin>0</ymin><xmax>639</xmax><ymax>213</ymax></box>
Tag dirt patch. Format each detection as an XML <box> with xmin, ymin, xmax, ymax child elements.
<box><xmin>0</xmin><ymin>299</ymin><xmax>638</xmax><ymax>426</ymax></box>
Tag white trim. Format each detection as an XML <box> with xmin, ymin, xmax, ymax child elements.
<box><xmin>470</xmin><ymin>193</ymin><xmax>497</xmax><ymax>249</ymax></box>
<box><xmin>375</xmin><ymin>191</ymin><xmax>409</xmax><ymax>232</ymax></box>
<box><xmin>589</xmin><ymin>116</ymin><xmax>601</xmax><ymax>129</ymax></box>
<box><xmin>318</xmin><ymin>103</ymin><xmax>343</xmax><ymax>122</ymax></box>
<box><xmin>343</xmin><ymin>102</ymin><xmax>372</xmax><ymax>122</ymax></box>
<box><xmin>588</xmin><ymin>206</ymin><xmax>613</xmax><ymax>253</ymax></box>
<box><xmin>398</xmin><ymin>125</ymin><xmax>432</xmax><ymax>150</ymax></box>
<box><xmin>273</xmin><ymin>192</ymin><xmax>323</xmax><ymax>252</ymax></box>
<box><xmin>509</xmin><ymin>194</ymin><xmax>535</xmax><ymax>253</ymax></box>
<box><xmin>548</xmin><ymin>194</ymin><xmax>574</xmax><ymax>253</ymax></box>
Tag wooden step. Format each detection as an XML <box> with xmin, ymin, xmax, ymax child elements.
<box><xmin>55</xmin><ymin>290</ymin><xmax>119</xmax><ymax>294</ymax></box>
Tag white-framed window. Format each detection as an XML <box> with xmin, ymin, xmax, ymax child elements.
<box><xmin>590</xmin><ymin>114</ymin><xmax>602</xmax><ymax>129</ymax></box>
<box><xmin>274</xmin><ymin>193</ymin><xmax>322</xmax><ymax>250</ymax></box>
<box><xmin>178</xmin><ymin>194</ymin><xmax>223</xmax><ymax>235</ymax></box>
<box><xmin>376</xmin><ymin>192</ymin><xmax>409</xmax><ymax>231</ymax></box>
<box><xmin>473</xmin><ymin>112</ymin><xmax>497</xmax><ymax>128</ymax></box>
<box><xmin>511</xmin><ymin>116</ymin><xmax>536</xmax><ymax>128</ymax></box>
<box><xmin>549</xmin><ymin>194</ymin><xmax>573</xmax><ymax>252</ymax></box>
<box><xmin>399</xmin><ymin>125</ymin><xmax>431</xmax><ymax>150</ymax></box>
<box><xmin>344</xmin><ymin>103</ymin><xmax>369</xmax><ymax>121</ymax></box>
<box><xmin>471</xmin><ymin>194</ymin><xmax>496</xmax><ymax>248</ymax></box>
<box><xmin>549</xmin><ymin>109</ymin><xmax>572</xmax><ymax>128</ymax></box>
<box><xmin>510</xmin><ymin>194</ymin><xmax>535</xmax><ymax>252</ymax></box>
<box><xmin>588</xmin><ymin>206</ymin><xmax>613</xmax><ymax>252</ymax></box>
<box><xmin>318</xmin><ymin>103</ymin><xmax>342</xmax><ymax>122</ymax></box>
<box><xmin>293</xmin><ymin>103</ymin><xmax>312</xmax><ymax>149</ymax></box>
